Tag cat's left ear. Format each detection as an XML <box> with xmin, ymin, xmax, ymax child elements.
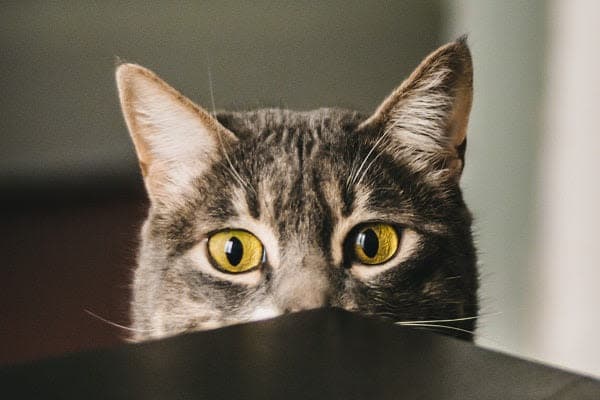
<box><xmin>359</xmin><ymin>37</ymin><xmax>473</xmax><ymax>178</ymax></box>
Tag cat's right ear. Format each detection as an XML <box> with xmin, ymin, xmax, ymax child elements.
<box><xmin>116</xmin><ymin>63</ymin><xmax>237</xmax><ymax>204</ymax></box>
<box><xmin>358</xmin><ymin>38</ymin><xmax>473</xmax><ymax>180</ymax></box>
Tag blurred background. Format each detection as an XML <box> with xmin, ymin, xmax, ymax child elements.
<box><xmin>1</xmin><ymin>1</ymin><xmax>598</xmax><ymax>378</ymax></box>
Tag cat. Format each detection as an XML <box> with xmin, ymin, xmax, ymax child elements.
<box><xmin>116</xmin><ymin>37</ymin><xmax>478</xmax><ymax>342</ymax></box>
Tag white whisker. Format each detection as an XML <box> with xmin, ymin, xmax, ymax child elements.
<box><xmin>215</xmin><ymin>126</ymin><xmax>257</xmax><ymax>196</ymax></box>
<box><xmin>348</xmin><ymin>125</ymin><xmax>393</xmax><ymax>189</ymax></box>
<box><xmin>84</xmin><ymin>309</ymin><xmax>156</xmax><ymax>334</ymax></box>
<box><xmin>356</xmin><ymin>145</ymin><xmax>384</xmax><ymax>186</ymax></box>
<box><xmin>204</xmin><ymin>56</ymin><xmax>255</xmax><ymax>195</ymax></box>
<box><xmin>397</xmin><ymin>322</ymin><xmax>476</xmax><ymax>336</ymax></box>
<box><xmin>350</xmin><ymin>129</ymin><xmax>387</xmax><ymax>187</ymax></box>
<box><xmin>397</xmin><ymin>320</ymin><xmax>505</xmax><ymax>347</ymax></box>
<box><xmin>206</xmin><ymin>57</ymin><xmax>217</xmax><ymax>117</ymax></box>
<box><xmin>397</xmin><ymin>312</ymin><xmax>502</xmax><ymax>325</ymax></box>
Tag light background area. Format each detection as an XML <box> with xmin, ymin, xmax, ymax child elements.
<box><xmin>448</xmin><ymin>0</ymin><xmax>600</xmax><ymax>378</ymax></box>
<box><xmin>1</xmin><ymin>1</ymin><xmax>598</xmax><ymax>377</ymax></box>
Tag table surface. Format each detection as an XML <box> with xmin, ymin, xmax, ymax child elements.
<box><xmin>1</xmin><ymin>309</ymin><xmax>599</xmax><ymax>399</ymax></box>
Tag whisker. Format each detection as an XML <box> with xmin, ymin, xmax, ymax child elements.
<box><xmin>204</xmin><ymin>56</ymin><xmax>256</xmax><ymax>196</ymax></box>
<box><xmin>356</xmin><ymin>130</ymin><xmax>395</xmax><ymax>187</ymax></box>
<box><xmin>398</xmin><ymin>311</ymin><xmax>502</xmax><ymax>325</ymax></box>
<box><xmin>356</xmin><ymin>148</ymin><xmax>384</xmax><ymax>186</ymax></box>
<box><xmin>216</xmin><ymin>131</ymin><xmax>257</xmax><ymax>196</ymax></box>
<box><xmin>84</xmin><ymin>309</ymin><xmax>155</xmax><ymax>334</ymax></box>
<box><xmin>206</xmin><ymin>56</ymin><xmax>217</xmax><ymax>117</ymax></box>
<box><xmin>397</xmin><ymin>322</ymin><xmax>476</xmax><ymax>337</ymax></box>
<box><xmin>350</xmin><ymin>127</ymin><xmax>390</xmax><ymax>188</ymax></box>
<box><xmin>397</xmin><ymin>321</ymin><xmax>505</xmax><ymax>347</ymax></box>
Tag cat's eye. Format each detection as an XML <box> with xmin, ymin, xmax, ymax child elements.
<box><xmin>207</xmin><ymin>230</ymin><xmax>265</xmax><ymax>274</ymax></box>
<box><xmin>353</xmin><ymin>223</ymin><xmax>399</xmax><ymax>265</ymax></box>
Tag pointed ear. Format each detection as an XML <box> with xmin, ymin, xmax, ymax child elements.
<box><xmin>116</xmin><ymin>63</ymin><xmax>237</xmax><ymax>203</ymax></box>
<box><xmin>359</xmin><ymin>37</ymin><xmax>473</xmax><ymax>178</ymax></box>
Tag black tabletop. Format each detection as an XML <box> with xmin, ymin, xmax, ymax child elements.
<box><xmin>1</xmin><ymin>309</ymin><xmax>599</xmax><ymax>399</ymax></box>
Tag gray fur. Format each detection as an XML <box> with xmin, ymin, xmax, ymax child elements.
<box><xmin>123</xmin><ymin>39</ymin><xmax>478</xmax><ymax>341</ymax></box>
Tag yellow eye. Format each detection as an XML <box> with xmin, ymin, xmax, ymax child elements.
<box><xmin>353</xmin><ymin>223</ymin><xmax>399</xmax><ymax>265</ymax></box>
<box><xmin>207</xmin><ymin>230</ymin><xmax>265</xmax><ymax>273</ymax></box>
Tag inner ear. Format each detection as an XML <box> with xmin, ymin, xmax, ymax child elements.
<box><xmin>116</xmin><ymin>63</ymin><xmax>237</xmax><ymax>203</ymax></box>
<box><xmin>359</xmin><ymin>37</ymin><xmax>473</xmax><ymax>177</ymax></box>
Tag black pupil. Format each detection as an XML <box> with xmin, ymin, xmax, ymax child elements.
<box><xmin>358</xmin><ymin>228</ymin><xmax>379</xmax><ymax>258</ymax></box>
<box><xmin>225</xmin><ymin>237</ymin><xmax>243</xmax><ymax>266</ymax></box>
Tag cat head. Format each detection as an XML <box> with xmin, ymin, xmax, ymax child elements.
<box><xmin>116</xmin><ymin>38</ymin><xmax>478</xmax><ymax>341</ymax></box>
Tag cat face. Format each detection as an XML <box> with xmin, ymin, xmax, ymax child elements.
<box><xmin>117</xmin><ymin>38</ymin><xmax>478</xmax><ymax>341</ymax></box>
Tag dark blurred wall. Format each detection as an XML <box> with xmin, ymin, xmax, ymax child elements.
<box><xmin>0</xmin><ymin>1</ymin><xmax>443</xmax><ymax>364</ymax></box>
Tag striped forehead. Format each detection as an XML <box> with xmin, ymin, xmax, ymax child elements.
<box><xmin>223</xmin><ymin>126</ymin><xmax>352</xmax><ymax>255</ymax></box>
<box><xmin>257</xmin><ymin>130</ymin><xmax>340</xmax><ymax>249</ymax></box>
